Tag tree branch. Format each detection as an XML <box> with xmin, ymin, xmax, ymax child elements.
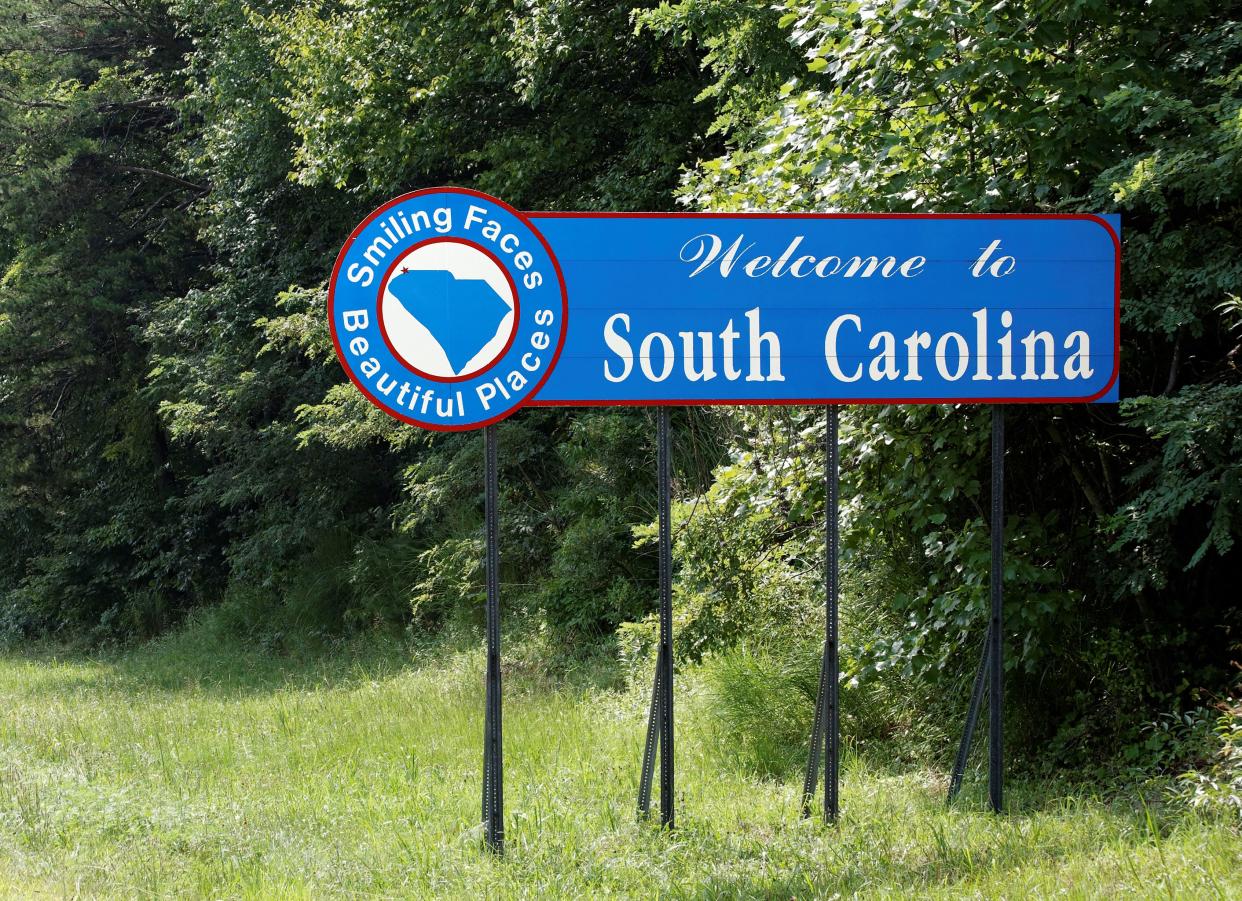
<box><xmin>115</xmin><ymin>165</ymin><xmax>208</xmax><ymax>193</ymax></box>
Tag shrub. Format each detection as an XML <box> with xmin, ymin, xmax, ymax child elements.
<box><xmin>1175</xmin><ymin>698</ymin><xmax>1242</xmax><ymax>823</ymax></box>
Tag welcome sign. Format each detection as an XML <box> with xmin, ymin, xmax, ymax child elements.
<box><xmin>329</xmin><ymin>187</ymin><xmax>1120</xmax><ymax>429</ymax></box>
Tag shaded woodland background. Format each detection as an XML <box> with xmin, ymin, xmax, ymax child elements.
<box><xmin>1</xmin><ymin>0</ymin><xmax>1239</xmax><ymax>780</ymax></box>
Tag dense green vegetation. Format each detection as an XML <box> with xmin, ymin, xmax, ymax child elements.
<box><xmin>1</xmin><ymin>0</ymin><xmax>1239</xmax><ymax>797</ymax></box>
<box><xmin>0</xmin><ymin>621</ymin><xmax>1239</xmax><ymax>897</ymax></box>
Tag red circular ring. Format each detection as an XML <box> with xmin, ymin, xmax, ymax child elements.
<box><xmin>375</xmin><ymin>236</ymin><xmax>520</xmax><ymax>384</ymax></box>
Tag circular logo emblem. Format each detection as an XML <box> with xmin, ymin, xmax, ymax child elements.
<box><xmin>328</xmin><ymin>188</ymin><xmax>568</xmax><ymax>430</ymax></box>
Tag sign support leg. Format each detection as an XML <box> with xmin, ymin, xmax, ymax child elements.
<box><xmin>482</xmin><ymin>424</ymin><xmax>504</xmax><ymax>854</ymax></box>
<box><xmin>801</xmin><ymin>406</ymin><xmax>840</xmax><ymax>822</ymax></box>
<box><xmin>657</xmin><ymin>407</ymin><xmax>675</xmax><ymax>828</ymax></box>
<box><xmin>824</xmin><ymin>406</ymin><xmax>840</xmax><ymax>822</ymax></box>
<box><xmin>947</xmin><ymin>409</ymin><xmax>1006</xmax><ymax>809</ymax></box>
<box><xmin>947</xmin><ymin>626</ymin><xmax>989</xmax><ymax>803</ymax></box>
<box><xmin>989</xmin><ymin>406</ymin><xmax>1004</xmax><ymax>814</ymax></box>
<box><xmin>638</xmin><ymin>409</ymin><xmax>675</xmax><ymax>828</ymax></box>
<box><xmin>800</xmin><ymin>638</ymin><xmax>828</xmax><ymax>816</ymax></box>
<box><xmin>637</xmin><ymin>654</ymin><xmax>661</xmax><ymax>818</ymax></box>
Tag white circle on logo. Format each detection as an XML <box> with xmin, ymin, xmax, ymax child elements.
<box><xmin>380</xmin><ymin>240</ymin><xmax>517</xmax><ymax>380</ymax></box>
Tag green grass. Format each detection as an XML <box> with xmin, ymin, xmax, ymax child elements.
<box><xmin>0</xmin><ymin>621</ymin><xmax>1238</xmax><ymax>899</ymax></box>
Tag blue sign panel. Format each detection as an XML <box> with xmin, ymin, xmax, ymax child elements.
<box><xmin>528</xmin><ymin>213</ymin><xmax>1118</xmax><ymax>408</ymax></box>
<box><xmin>329</xmin><ymin>189</ymin><xmax>1119</xmax><ymax>430</ymax></box>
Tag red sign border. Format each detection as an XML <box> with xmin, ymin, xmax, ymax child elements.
<box><xmin>523</xmin><ymin>211</ymin><xmax>1121</xmax><ymax>408</ymax></box>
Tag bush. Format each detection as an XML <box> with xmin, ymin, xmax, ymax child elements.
<box><xmin>1175</xmin><ymin>697</ymin><xmax>1242</xmax><ymax>823</ymax></box>
<box><xmin>703</xmin><ymin>641</ymin><xmax>822</xmax><ymax>778</ymax></box>
<box><xmin>702</xmin><ymin>629</ymin><xmax>954</xmax><ymax>779</ymax></box>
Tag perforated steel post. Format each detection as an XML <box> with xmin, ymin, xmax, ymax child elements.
<box><xmin>801</xmin><ymin>406</ymin><xmax>840</xmax><ymax>822</ymax></box>
<box><xmin>637</xmin><ymin>409</ymin><xmax>675</xmax><ymax>826</ymax></box>
<box><xmin>637</xmin><ymin>659</ymin><xmax>661</xmax><ymax>819</ymax></box>
<box><xmin>824</xmin><ymin>406</ymin><xmax>840</xmax><ymax>822</ymax></box>
<box><xmin>989</xmin><ymin>407</ymin><xmax>1004</xmax><ymax>814</ymax></box>
<box><xmin>482</xmin><ymin>424</ymin><xmax>504</xmax><ymax>853</ymax></box>
<box><xmin>800</xmin><ymin>640</ymin><xmax>829</xmax><ymax>817</ymax></box>
<box><xmin>657</xmin><ymin>408</ymin><xmax>675</xmax><ymax>828</ymax></box>
<box><xmin>948</xmin><ymin>627</ymin><xmax>990</xmax><ymax>803</ymax></box>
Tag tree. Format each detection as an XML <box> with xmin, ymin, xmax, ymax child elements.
<box><xmin>0</xmin><ymin>0</ymin><xmax>208</xmax><ymax>637</ymax></box>
<box><xmin>138</xmin><ymin>0</ymin><xmax>722</xmax><ymax>639</ymax></box>
<box><xmin>643</xmin><ymin>0</ymin><xmax>1242</xmax><ymax>760</ymax></box>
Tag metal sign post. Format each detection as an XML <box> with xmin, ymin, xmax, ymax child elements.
<box><xmin>988</xmin><ymin>406</ymin><xmax>1004</xmax><ymax>814</ymax></box>
<box><xmin>481</xmin><ymin>424</ymin><xmax>504</xmax><ymax>853</ymax></box>
<box><xmin>802</xmin><ymin>406</ymin><xmax>840</xmax><ymax>822</ymax></box>
<box><xmin>638</xmin><ymin>408</ymin><xmax>675</xmax><ymax>827</ymax></box>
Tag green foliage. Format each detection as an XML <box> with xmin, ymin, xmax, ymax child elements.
<box><xmin>163</xmin><ymin>0</ymin><xmax>719</xmax><ymax>644</ymax></box>
<box><xmin>0</xmin><ymin>0</ymin><xmax>718</xmax><ymax>646</ymax></box>
<box><xmin>1114</xmin><ymin>385</ymin><xmax>1242</xmax><ymax>585</ymax></box>
<box><xmin>1175</xmin><ymin>697</ymin><xmax>1242</xmax><ymax>823</ymax></box>
<box><xmin>703</xmin><ymin>635</ymin><xmax>946</xmax><ymax>779</ymax></box>
<box><xmin>645</xmin><ymin>0</ymin><xmax>1242</xmax><ymax>768</ymax></box>
<box><xmin>533</xmin><ymin>412</ymin><xmax>659</xmax><ymax>637</ymax></box>
<box><xmin>658</xmin><ymin>405</ymin><xmax>1084</xmax><ymax>678</ymax></box>
<box><xmin>635</xmin><ymin>0</ymin><xmax>802</xmax><ymax>140</ymax></box>
<box><xmin>1</xmin><ymin>0</ymin><xmax>1240</xmax><ymax>783</ymax></box>
<box><xmin>263</xmin><ymin>0</ymin><xmax>715</xmax><ymax>208</ymax></box>
<box><xmin>704</xmin><ymin>641</ymin><xmax>823</xmax><ymax>778</ymax></box>
<box><xmin>0</xmin><ymin>0</ymin><xmax>212</xmax><ymax>637</ymax></box>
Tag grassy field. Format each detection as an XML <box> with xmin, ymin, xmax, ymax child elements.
<box><xmin>0</xmin><ymin>623</ymin><xmax>1238</xmax><ymax>899</ymax></box>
